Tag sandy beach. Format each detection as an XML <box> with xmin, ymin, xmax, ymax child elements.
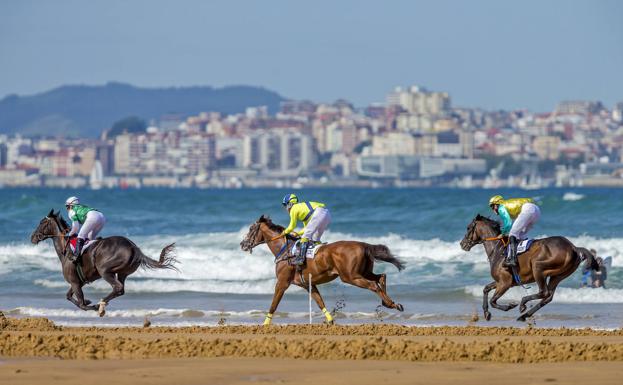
<box><xmin>1</xmin><ymin>315</ymin><xmax>623</xmax><ymax>384</ymax></box>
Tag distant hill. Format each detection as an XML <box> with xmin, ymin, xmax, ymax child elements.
<box><xmin>0</xmin><ymin>82</ymin><xmax>285</xmax><ymax>137</ymax></box>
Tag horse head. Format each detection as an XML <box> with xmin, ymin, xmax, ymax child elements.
<box><xmin>240</xmin><ymin>215</ymin><xmax>270</xmax><ymax>253</ymax></box>
<box><xmin>31</xmin><ymin>209</ymin><xmax>66</xmax><ymax>244</ymax></box>
<box><xmin>240</xmin><ymin>215</ymin><xmax>287</xmax><ymax>253</ymax></box>
<box><xmin>460</xmin><ymin>214</ymin><xmax>501</xmax><ymax>251</ymax></box>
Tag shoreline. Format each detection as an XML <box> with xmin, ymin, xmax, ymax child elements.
<box><xmin>2</xmin><ymin>317</ymin><xmax>623</xmax><ymax>362</ymax></box>
<box><xmin>2</xmin><ymin>317</ymin><xmax>623</xmax><ymax>384</ymax></box>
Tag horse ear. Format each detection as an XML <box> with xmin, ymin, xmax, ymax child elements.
<box><xmin>47</xmin><ymin>209</ymin><xmax>54</xmax><ymax>217</ymax></box>
<box><xmin>54</xmin><ymin>210</ymin><xmax>60</xmax><ymax>217</ymax></box>
<box><xmin>258</xmin><ymin>215</ymin><xmax>270</xmax><ymax>223</ymax></box>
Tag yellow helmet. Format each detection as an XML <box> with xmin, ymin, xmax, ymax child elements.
<box><xmin>489</xmin><ymin>195</ymin><xmax>504</xmax><ymax>206</ymax></box>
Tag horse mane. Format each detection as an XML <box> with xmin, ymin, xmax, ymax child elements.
<box><xmin>48</xmin><ymin>209</ymin><xmax>69</xmax><ymax>232</ymax></box>
<box><xmin>258</xmin><ymin>215</ymin><xmax>285</xmax><ymax>233</ymax></box>
<box><xmin>475</xmin><ymin>213</ymin><xmax>501</xmax><ymax>233</ymax></box>
<box><xmin>58</xmin><ymin>214</ymin><xmax>70</xmax><ymax>231</ymax></box>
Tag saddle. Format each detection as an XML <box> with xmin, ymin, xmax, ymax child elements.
<box><xmin>67</xmin><ymin>237</ymin><xmax>101</xmax><ymax>284</ymax></box>
<box><xmin>290</xmin><ymin>240</ymin><xmax>324</xmax><ymax>260</ymax></box>
<box><xmin>68</xmin><ymin>237</ymin><xmax>99</xmax><ymax>256</ymax></box>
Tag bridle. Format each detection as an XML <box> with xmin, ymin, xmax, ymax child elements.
<box><xmin>246</xmin><ymin>224</ymin><xmax>296</xmax><ymax>263</ymax></box>
<box><xmin>464</xmin><ymin>220</ymin><xmax>508</xmax><ymax>257</ymax></box>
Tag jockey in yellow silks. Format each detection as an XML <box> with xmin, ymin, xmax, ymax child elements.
<box><xmin>488</xmin><ymin>195</ymin><xmax>541</xmax><ymax>267</ymax></box>
<box><xmin>281</xmin><ymin>193</ymin><xmax>331</xmax><ymax>266</ymax></box>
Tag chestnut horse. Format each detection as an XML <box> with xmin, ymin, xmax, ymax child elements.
<box><xmin>240</xmin><ymin>215</ymin><xmax>405</xmax><ymax>325</ymax></box>
<box><xmin>460</xmin><ymin>214</ymin><xmax>597</xmax><ymax>321</ymax></box>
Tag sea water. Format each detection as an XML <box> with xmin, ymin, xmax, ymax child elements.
<box><xmin>0</xmin><ymin>187</ymin><xmax>621</xmax><ymax>328</ymax></box>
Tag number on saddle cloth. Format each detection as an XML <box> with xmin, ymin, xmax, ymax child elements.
<box><xmin>516</xmin><ymin>239</ymin><xmax>534</xmax><ymax>255</ymax></box>
<box><xmin>291</xmin><ymin>240</ymin><xmax>319</xmax><ymax>259</ymax></box>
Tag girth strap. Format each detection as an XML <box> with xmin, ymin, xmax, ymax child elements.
<box><xmin>76</xmin><ymin>263</ymin><xmax>87</xmax><ymax>285</ymax></box>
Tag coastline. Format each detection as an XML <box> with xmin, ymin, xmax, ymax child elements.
<box><xmin>2</xmin><ymin>317</ymin><xmax>623</xmax><ymax>384</ymax></box>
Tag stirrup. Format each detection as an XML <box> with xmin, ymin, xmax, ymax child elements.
<box><xmin>503</xmin><ymin>257</ymin><xmax>516</xmax><ymax>267</ymax></box>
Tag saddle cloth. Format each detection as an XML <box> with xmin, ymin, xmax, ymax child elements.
<box><xmin>291</xmin><ymin>241</ymin><xmax>324</xmax><ymax>259</ymax></box>
<box><xmin>516</xmin><ymin>239</ymin><xmax>534</xmax><ymax>254</ymax></box>
<box><xmin>68</xmin><ymin>238</ymin><xmax>98</xmax><ymax>255</ymax></box>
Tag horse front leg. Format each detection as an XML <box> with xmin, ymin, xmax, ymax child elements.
<box><xmin>264</xmin><ymin>279</ymin><xmax>290</xmax><ymax>325</ymax></box>
<box><xmin>482</xmin><ymin>281</ymin><xmax>496</xmax><ymax>321</ymax></box>
<box><xmin>69</xmin><ymin>284</ymin><xmax>97</xmax><ymax>311</ymax></box>
<box><xmin>308</xmin><ymin>284</ymin><xmax>334</xmax><ymax>324</ymax></box>
<box><xmin>97</xmin><ymin>272</ymin><xmax>126</xmax><ymax>317</ymax></box>
<box><xmin>490</xmin><ymin>281</ymin><xmax>518</xmax><ymax>311</ymax></box>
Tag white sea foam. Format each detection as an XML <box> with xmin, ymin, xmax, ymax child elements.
<box><xmin>7</xmin><ymin>306</ymin><xmax>441</xmax><ymax>322</ymax></box>
<box><xmin>562</xmin><ymin>192</ymin><xmax>585</xmax><ymax>201</ymax></box>
<box><xmin>4</xmin><ymin>230</ymin><xmax>619</xmax><ymax>294</ymax></box>
<box><xmin>464</xmin><ymin>285</ymin><xmax>623</xmax><ymax>304</ymax></box>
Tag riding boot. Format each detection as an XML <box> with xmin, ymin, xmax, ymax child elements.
<box><xmin>503</xmin><ymin>235</ymin><xmax>518</xmax><ymax>267</ymax></box>
<box><xmin>71</xmin><ymin>238</ymin><xmax>85</xmax><ymax>265</ymax></box>
<box><xmin>295</xmin><ymin>240</ymin><xmax>309</xmax><ymax>267</ymax></box>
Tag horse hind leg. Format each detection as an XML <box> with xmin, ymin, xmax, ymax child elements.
<box><xmin>344</xmin><ymin>275</ymin><xmax>404</xmax><ymax>312</ymax></box>
<box><xmin>517</xmin><ymin>264</ymin><xmax>548</xmax><ymax>318</ymax></box>
<box><xmin>517</xmin><ymin>270</ymin><xmax>569</xmax><ymax>322</ymax></box>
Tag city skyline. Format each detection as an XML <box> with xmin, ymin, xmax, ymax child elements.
<box><xmin>1</xmin><ymin>0</ymin><xmax>622</xmax><ymax>111</ymax></box>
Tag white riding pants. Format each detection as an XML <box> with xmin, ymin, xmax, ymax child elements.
<box><xmin>509</xmin><ymin>203</ymin><xmax>540</xmax><ymax>239</ymax></box>
<box><xmin>302</xmin><ymin>207</ymin><xmax>331</xmax><ymax>242</ymax></box>
<box><xmin>78</xmin><ymin>211</ymin><xmax>106</xmax><ymax>240</ymax></box>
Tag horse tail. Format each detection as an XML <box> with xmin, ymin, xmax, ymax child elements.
<box><xmin>138</xmin><ymin>243</ymin><xmax>179</xmax><ymax>271</ymax></box>
<box><xmin>366</xmin><ymin>244</ymin><xmax>405</xmax><ymax>271</ymax></box>
<box><xmin>577</xmin><ymin>247</ymin><xmax>599</xmax><ymax>271</ymax></box>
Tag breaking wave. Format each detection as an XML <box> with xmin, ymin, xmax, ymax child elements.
<box><xmin>2</xmin><ymin>230</ymin><xmax>619</xmax><ymax>295</ymax></box>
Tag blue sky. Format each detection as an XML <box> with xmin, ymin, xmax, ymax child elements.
<box><xmin>1</xmin><ymin>0</ymin><xmax>621</xmax><ymax>111</ymax></box>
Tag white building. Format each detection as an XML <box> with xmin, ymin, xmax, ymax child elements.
<box><xmin>242</xmin><ymin>129</ymin><xmax>316</xmax><ymax>176</ymax></box>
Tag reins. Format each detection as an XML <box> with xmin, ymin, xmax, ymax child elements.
<box><xmin>257</xmin><ymin>233</ymin><xmax>285</xmax><ymax>246</ymax></box>
<box><xmin>484</xmin><ymin>235</ymin><xmax>508</xmax><ymax>247</ymax></box>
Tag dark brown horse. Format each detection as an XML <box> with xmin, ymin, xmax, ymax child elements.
<box><xmin>30</xmin><ymin>210</ymin><xmax>178</xmax><ymax>316</ymax></box>
<box><xmin>460</xmin><ymin>214</ymin><xmax>597</xmax><ymax>321</ymax></box>
<box><xmin>240</xmin><ymin>215</ymin><xmax>405</xmax><ymax>325</ymax></box>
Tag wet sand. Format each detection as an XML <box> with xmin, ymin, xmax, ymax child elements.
<box><xmin>1</xmin><ymin>316</ymin><xmax>623</xmax><ymax>384</ymax></box>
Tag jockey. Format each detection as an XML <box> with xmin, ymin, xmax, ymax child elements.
<box><xmin>65</xmin><ymin>196</ymin><xmax>106</xmax><ymax>263</ymax></box>
<box><xmin>281</xmin><ymin>193</ymin><xmax>331</xmax><ymax>266</ymax></box>
<box><xmin>488</xmin><ymin>195</ymin><xmax>541</xmax><ymax>268</ymax></box>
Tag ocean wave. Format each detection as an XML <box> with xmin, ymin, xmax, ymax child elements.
<box><xmin>464</xmin><ymin>285</ymin><xmax>623</xmax><ymax>304</ymax></box>
<box><xmin>2</xmin><ymin>230</ymin><xmax>619</xmax><ymax>295</ymax></box>
<box><xmin>34</xmin><ymin>278</ymin><xmax>277</xmax><ymax>295</ymax></box>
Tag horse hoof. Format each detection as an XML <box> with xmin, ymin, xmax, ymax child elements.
<box><xmin>508</xmin><ymin>302</ymin><xmax>518</xmax><ymax>310</ymax></box>
<box><xmin>84</xmin><ymin>299</ymin><xmax>92</xmax><ymax>305</ymax></box>
<box><xmin>484</xmin><ymin>311</ymin><xmax>491</xmax><ymax>321</ymax></box>
<box><xmin>98</xmin><ymin>301</ymin><xmax>106</xmax><ymax>317</ymax></box>
<box><xmin>395</xmin><ymin>303</ymin><xmax>404</xmax><ymax>312</ymax></box>
<box><xmin>517</xmin><ymin>316</ymin><xmax>526</xmax><ymax>322</ymax></box>
<box><xmin>326</xmin><ymin>320</ymin><xmax>335</xmax><ymax>325</ymax></box>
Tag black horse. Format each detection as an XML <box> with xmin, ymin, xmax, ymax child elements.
<box><xmin>460</xmin><ymin>214</ymin><xmax>597</xmax><ymax>321</ymax></box>
<box><xmin>31</xmin><ymin>210</ymin><xmax>178</xmax><ymax>316</ymax></box>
